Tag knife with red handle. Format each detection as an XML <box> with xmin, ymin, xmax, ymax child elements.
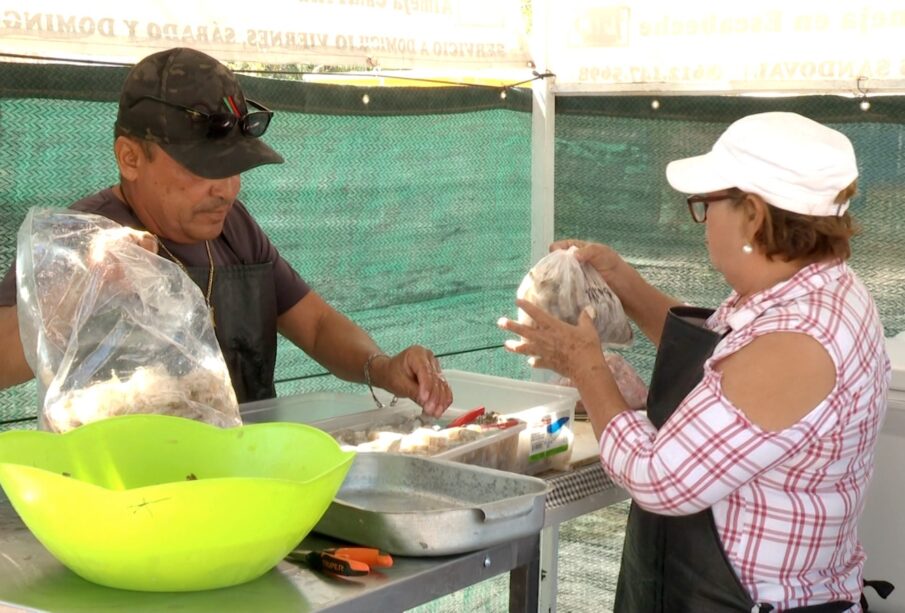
<box><xmin>445</xmin><ymin>406</ymin><xmax>486</xmax><ymax>428</ymax></box>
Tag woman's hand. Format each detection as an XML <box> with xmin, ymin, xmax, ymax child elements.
<box><xmin>550</xmin><ymin>239</ymin><xmax>627</xmax><ymax>289</ymax></box>
<box><xmin>498</xmin><ymin>299</ymin><xmax>605</xmax><ymax>380</ymax></box>
<box><xmin>551</xmin><ymin>238</ymin><xmax>681</xmax><ymax>345</ymax></box>
<box><xmin>499</xmin><ymin>299</ymin><xmax>632</xmax><ymax>437</ymax></box>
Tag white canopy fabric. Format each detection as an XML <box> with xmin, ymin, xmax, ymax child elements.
<box><xmin>5</xmin><ymin>0</ymin><xmax>905</xmax><ymax>93</ymax></box>
<box><xmin>544</xmin><ymin>0</ymin><xmax>905</xmax><ymax>94</ymax></box>
<box><xmin>0</xmin><ymin>0</ymin><xmax>531</xmax><ymax>69</ymax></box>
<box><xmin>6</xmin><ymin>0</ymin><xmax>904</xmax><ymax>308</ymax></box>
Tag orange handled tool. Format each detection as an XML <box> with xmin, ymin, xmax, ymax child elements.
<box><xmin>287</xmin><ymin>547</ymin><xmax>393</xmax><ymax>577</ymax></box>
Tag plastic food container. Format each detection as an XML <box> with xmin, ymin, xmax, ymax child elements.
<box><xmin>440</xmin><ymin>370</ymin><xmax>579</xmax><ymax>475</ymax></box>
<box><xmin>309</xmin><ymin>404</ymin><xmax>527</xmax><ymax>473</ymax></box>
<box><xmin>241</xmin><ymin>368</ymin><xmax>580</xmax><ymax>475</ymax></box>
<box><xmin>438</xmin><ymin>415</ymin><xmax>526</xmax><ymax>473</ymax></box>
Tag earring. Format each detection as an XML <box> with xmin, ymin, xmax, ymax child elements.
<box><xmin>742</xmin><ymin>243</ymin><xmax>754</xmax><ymax>255</ymax></box>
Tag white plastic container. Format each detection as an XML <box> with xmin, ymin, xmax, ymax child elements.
<box><xmin>239</xmin><ymin>369</ymin><xmax>579</xmax><ymax>475</ymax></box>
<box><xmin>308</xmin><ymin>402</ymin><xmax>527</xmax><ymax>473</ymax></box>
<box><xmin>241</xmin><ymin>391</ymin><xmax>383</xmax><ymax>424</ymax></box>
<box><xmin>441</xmin><ymin>370</ymin><xmax>579</xmax><ymax>475</ymax></box>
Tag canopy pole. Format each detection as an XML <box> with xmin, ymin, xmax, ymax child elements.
<box><xmin>527</xmin><ymin>2</ymin><xmax>561</xmax><ymax>382</ymax></box>
<box><xmin>530</xmin><ymin>76</ymin><xmax>556</xmax><ymax>266</ymax></box>
<box><xmin>530</xmin><ymin>0</ymin><xmax>556</xmax><ymax>268</ymax></box>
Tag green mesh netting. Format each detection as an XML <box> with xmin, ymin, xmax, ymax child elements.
<box><xmin>0</xmin><ymin>63</ymin><xmax>534</xmax><ymax>424</ymax></box>
<box><xmin>3</xmin><ymin>64</ymin><xmax>905</xmax><ymax>430</ymax></box>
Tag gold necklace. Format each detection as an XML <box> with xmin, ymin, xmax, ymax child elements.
<box><xmin>156</xmin><ymin>239</ymin><xmax>216</xmax><ymax>329</ymax></box>
<box><xmin>114</xmin><ymin>187</ymin><xmax>217</xmax><ymax>328</ymax></box>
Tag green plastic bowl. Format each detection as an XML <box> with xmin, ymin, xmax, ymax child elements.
<box><xmin>0</xmin><ymin>414</ymin><xmax>355</xmax><ymax>592</ymax></box>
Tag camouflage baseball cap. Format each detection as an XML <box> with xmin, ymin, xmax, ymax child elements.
<box><xmin>115</xmin><ymin>47</ymin><xmax>284</xmax><ymax>179</ymax></box>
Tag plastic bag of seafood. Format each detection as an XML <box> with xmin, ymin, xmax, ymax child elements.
<box><xmin>516</xmin><ymin>246</ymin><xmax>632</xmax><ymax>347</ymax></box>
<box><xmin>15</xmin><ymin>208</ymin><xmax>239</xmax><ymax>432</ymax></box>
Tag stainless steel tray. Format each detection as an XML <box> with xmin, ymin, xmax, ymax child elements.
<box><xmin>313</xmin><ymin>453</ymin><xmax>549</xmax><ymax>556</ymax></box>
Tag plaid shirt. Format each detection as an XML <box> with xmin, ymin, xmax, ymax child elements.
<box><xmin>600</xmin><ymin>260</ymin><xmax>890</xmax><ymax>610</ymax></box>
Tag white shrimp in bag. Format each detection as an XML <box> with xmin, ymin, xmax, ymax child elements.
<box><xmin>16</xmin><ymin>208</ymin><xmax>240</xmax><ymax>432</ymax></box>
<box><xmin>516</xmin><ymin>247</ymin><xmax>633</xmax><ymax>347</ymax></box>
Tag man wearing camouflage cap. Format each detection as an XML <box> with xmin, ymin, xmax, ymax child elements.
<box><xmin>0</xmin><ymin>47</ymin><xmax>452</xmax><ymax>417</ymax></box>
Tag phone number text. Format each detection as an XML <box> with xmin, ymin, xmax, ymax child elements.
<box><xmin>578</xmin><ymin>64</ymin><xmax>723</xmax><ymax>83</ymax></box>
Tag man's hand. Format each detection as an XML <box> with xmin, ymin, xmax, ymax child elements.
<box><xmin>90</xmin><ymin>227</ymin><xmax>158</xmax><ymax>265</ymax></box>
<box><xmin>0</xmin><ymin>306</ymin><xmax>34</xmax><ymax>390</ymax></box>
<box><xmin>371</xmin><ymin>346</ymin><xmax>453</xmax><ymax>418</ymax></box>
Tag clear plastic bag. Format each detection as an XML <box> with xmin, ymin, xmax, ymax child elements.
<box><xmin>516</xmin><ymin>247</ymin><xmax>633</xmax><ymax>347</ymax></box>
<box><xmin>602</xmin><ymin>352</ymin><xmax>648</xmax><ymax>409</ymax></box>
<box><xmin>557</xmin><ymin>352</ymin><xmax>649</xmax><ymax>412</ymax></box>
<box><xmin>16</xmin><ymin>208</ymin><xmax>240</xmax><ymax>432</ymax></box>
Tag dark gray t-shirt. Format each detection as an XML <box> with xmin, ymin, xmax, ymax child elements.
<box><xmin>0</xmin><ymin>188</ymin><xmax>310</xmax><ymax>313</ymax></box>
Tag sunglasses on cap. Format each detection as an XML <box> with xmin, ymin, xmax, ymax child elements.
<box><xmin>130</xmin><ymin>95</ymin><xmax>274</xmax><ymax>139</ymax></box>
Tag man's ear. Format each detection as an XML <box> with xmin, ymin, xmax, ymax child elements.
<box><xmin>114</xmin><ymin>136</ymin><xmax>143</xmax><ymax>181</ymax></box>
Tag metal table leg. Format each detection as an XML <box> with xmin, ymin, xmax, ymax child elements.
<box><xmin>538</xmin><ymin>525</ymin><xmax>560</xmax><ymax>613</ymax></box>
<box><xmin>508</xmin><ymin>533</ymin><xmax>542</xmax><ymax>612</ymax></box>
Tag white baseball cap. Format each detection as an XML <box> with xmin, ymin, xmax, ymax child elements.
<box><xmin>666</xmin><ymin>112</ymin><xmax>858</xmax><ymax>217</ymax></box>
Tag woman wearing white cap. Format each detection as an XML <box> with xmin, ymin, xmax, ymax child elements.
<box><xmin>500</xmin><ymin>112</ymin><xmax>892</xmax><ymax>611</ymax></box>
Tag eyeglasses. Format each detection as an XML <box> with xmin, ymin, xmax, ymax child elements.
<box><xmin>131</xmin><ymin>95</ymin><xmax>273</xmax><ymax>139</ymax></box>
<box><xmin>686</xmin><ymin>191</ymin><xmax>744</xmax><ymax>223</ymax></box>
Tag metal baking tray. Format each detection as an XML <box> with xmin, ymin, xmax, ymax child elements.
<box><xmin>313</xmin><ymin>453</ymin><xmax>549</xmax><ymax>556</ymax></box>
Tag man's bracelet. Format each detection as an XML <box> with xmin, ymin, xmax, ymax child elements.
<box><xmin>364</xmin><ymin>353</ymin><xmax>398</xmax><ymax>409</ymax></box>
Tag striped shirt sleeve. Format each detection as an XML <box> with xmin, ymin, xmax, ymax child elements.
<box><xmin>598</xmin><ymin>373</ymin><xmax>838</xmax><ymax>515</ymax></box>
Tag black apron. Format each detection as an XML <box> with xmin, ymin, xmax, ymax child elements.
<box><xmin>186</xmin><ymin>262</ymin><xmax>278</xmax><ymax>404</ymax></box>
<box><xmin>613</xmin><ymin>306</ymin><xmax>857</xmax><ymax>613</ymax></box>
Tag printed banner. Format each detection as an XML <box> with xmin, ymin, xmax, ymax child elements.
<box><xmin>548</xmin><ymin>0</ymin><xmax>905</xmax><ymax>92</ymax></box>
<box><xmin>0</xmin><ymin>0</ymin><xmax>530</xmax><ymax>69</ymax></box>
